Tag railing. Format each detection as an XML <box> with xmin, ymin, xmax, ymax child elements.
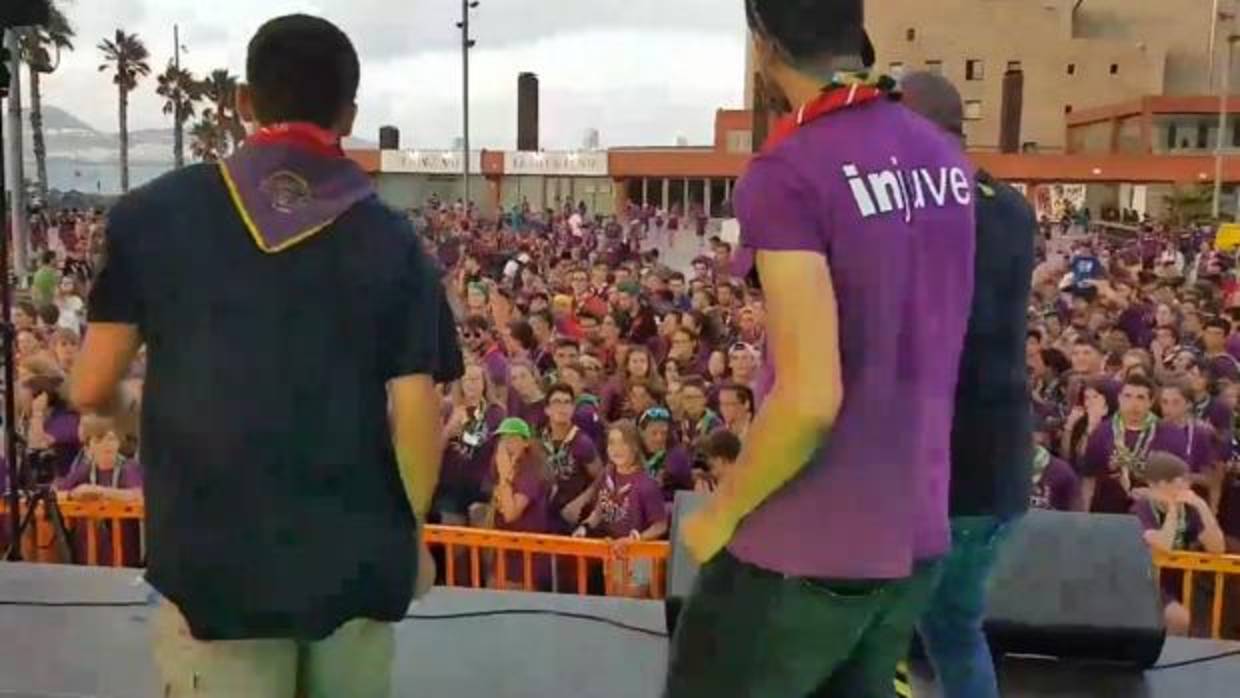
<box><xmin>3</xmin><ymin>499</ymin><xmax>1238</xmax><ymax>633</ymax></box>
<box><xmin>1152</xmin><ymin>549</ymin><xmax>1240</xmax><ymax>640</ymax></box>
<box><xmin>0</xmin><ymin>498</ymin><xmax>670</xmax><ymax>599</ymax></box>
<box><xmin>425</xmin><ymin>525</ymin><xmax>670</xmax><ymax>598</ymax></box>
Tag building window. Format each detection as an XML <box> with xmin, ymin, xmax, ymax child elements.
<box><xmin>966</xmin><ymin>59</ymin><xmax>985</xmax><ymax>80</ymax></box>
<box><xmin>1067</xmin><ymin>63</ymin><xmax>1076</xmax><ymax>75</ymax></box>
<box><xmin>1232</xmin><ymin>121</ymin><xmax>1240</xmax><ymax>147</ymax></box>
<box><xmin>1065</xmin><ymin>105</ymin><xmax>1073</xmax><ymax>114</ymax></box>
<box><xmin>906</xmin><ymin>28</ymin><xmax>916</xmax><ymax>41</ymax></box>
<box><xmin>1021</xmin><ymin>142</ymin><xmax>1040</xmax><ymax>154</ymax></box>
<box><xmin>890</xmin><ymin>62</ymin><xmax>905</xmax><ymax>78</ymax></box>
<box><xmin>964</xmin><ymin>101</ymin><xmax>983</xmax><ymax>120</ymax></box>
<box><xmin>925</xmin><ymin>60</ymin><xmax>943</xmax><ymax>74</ymax></box>
<box><xmin>1110</xmin><ymin>63</ymin><xmax>1119</xmax><ymax>75</ymax></box>
<box><xmin>1007</xmin><ymin>60</ymin><xmax>1022</xmax><ymax>72</ymax></box>
<box><xmin>1198</xmin><ymin>121</ymin><xmax>1211</xmax><ymax>149</ymax></box>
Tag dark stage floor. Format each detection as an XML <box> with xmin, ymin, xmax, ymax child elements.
<box><xmin>0</xmin><ymin>563</ymin><xmax>1237</xmax><ymax>698</ymax></box>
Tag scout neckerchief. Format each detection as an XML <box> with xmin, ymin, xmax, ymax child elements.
<box><xmin>247</xmin><ymin>122</ymin><xmax>344</xmax><ymax>158</ymax></box>
<box><xmin>762</xmin><ymin>72</ymin><xmax>897</xmax><ymax>153</ymax></box>
<box><xmin>1152</xmin><ymin>501</ymin><xmax>1190</xmax><ymax>550</ymax></box>
<box><xmin>1193</xmin><ymin>396</ymin><xmax>1213</xmax><ymax>422</ymax></box>
<box><xmin>645</xmin><ymin>449</ymin><xmax>668</xmax><ymax>477</ymax></box>
<box><xmin>543</xmin><ymin>425</ymin><xmax>580</xmax><ymax>481</ymax></box>
<box><xmin>460</xmin><ymin>402</ymin><xmax>490</xmax><ymax>453</ymax></box>
<box><xmin>89</xmin><ymin>457</ymin><xmax>124</xmax><ymax>488</ymax></box>
<box><xmin>1031</xmin><ymin>446</ymin><xmax>1052</xmax><ymax>487</ymax></box>
<box><xmin>1111</xmin><ymin>412</ymin><xmax>1159</xmax><ymax>481</ymax></box>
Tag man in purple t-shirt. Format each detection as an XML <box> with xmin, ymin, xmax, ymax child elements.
<box><xmin>665</xmin><ymin>3</ymin><xmax>975</xmax><ymax>696</ymax></box>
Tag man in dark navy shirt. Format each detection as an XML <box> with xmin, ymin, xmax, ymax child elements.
<box><xmin>902</xmin><ymin>72</ymin><xmax>1036</xmax><ymax>698</ymax></box>
<box><xmin>71</xmin><ymin>15</ymin><xmax>462</xmax><ymax>698</ymax></box>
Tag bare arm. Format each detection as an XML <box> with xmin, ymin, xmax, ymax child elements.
<box><xmin>706</xmin><ymin>250</ymin><xmax>844</xmax><ymax>527</ymax></box>
<box><xmin>1143</xmin><ymin>504</ymin><xmax>1182</xmax><ymax>553</ymax></box>
<box><xmin>493</xmin><ymin>479</ymin><xmax>531</xmax><ymax>524</ymax></box>
<box><xmin>69</xmin><ymin>324</ymin><xmax>141</xmax><ymax>414</ymax></box>
<box><xmin>638</xmin><ymin>519</ymin><xmax>668</xmax><ymax>541</ymax></box>
<box><xmin>389</xmin><ymin>375</ymin><xmax>445</xmax><ymax>520</ymax></box>
<box><xmin>1080</xmin><ymin>477</ymin><xmax>1096</xmax><ymax>513</ymax></box>
<box><xmin>1188</xmin><ymin>496</ymin><xmax>1227</xmax><ymax>554</ymax></box>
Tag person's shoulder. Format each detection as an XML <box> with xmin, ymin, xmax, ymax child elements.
<box><xmin>106</xmin><ymin>164</ymin><xmax>221</xmax><ymax>235</ymax></box>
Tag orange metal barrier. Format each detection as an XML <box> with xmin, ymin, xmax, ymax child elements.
<box><xmin>0</xmin><ymin>497</ymin><xmax>144</xmax><ymax>567</ymax></box>
<box><xmin>1152</xmin><ymin>550</ymin><xmax>1240</xmax><ymax>640</ymax></box>
<box><xmin>424</xmin><ymin>525</ymin><xmax>671</xmax><ymax>598</ymax></box>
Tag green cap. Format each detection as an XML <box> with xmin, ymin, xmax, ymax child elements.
<box><xmin>494</xmin><ymin>417</ymin><xmax>533</xmax><ymax>440</ymax></box>
<box><xmin>617</xmin><ymin>281</ymin><xmax>641</xmax><ymax>296</ymax></box>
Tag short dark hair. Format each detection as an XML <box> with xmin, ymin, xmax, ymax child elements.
<box><xmin>40</xmin><ymin>251</ymin><xmax>56</xmax><ymax>265</ymax></box>
<box><xmin>718</xmin><ymin>383</ymin><xmax>755</xmax><ymax>412</ymax></box>
<box><xmin>246</xmin><ymin>15</ymin><xmax>360</xmax><ymax>129</ymax></box>
<box><xmin>745</xmin><ymin>0</ymin><xmax>867</xmax><ymax>65</ymax></box>
<box><xmin>1122</xmin><ymin>372</ymin><xmax>1157</xmax><ymax>397</ymax></box>
<box><xmin>1204</xmin><ymin>317</ymin><xmax>1232</xmax><ymax>334</ymax></box>
<box><xmin>37</xmin><ymin>304</ymin><xmax>59</xmax><ymax>326</ymax></box>
<box><xmin>701</xmin><ymin>429</ymin><xmax>742</xmax><ymax>463</ymax></box>
<box><xmin>1144</xmin><ymin>451</ymin><xmax>1188</xmax><ymax>484</ymax></box>
<box><xmin>546</xmin><ymin>382</ymin><xmax>576</xmax><ymax>403</ymax></box>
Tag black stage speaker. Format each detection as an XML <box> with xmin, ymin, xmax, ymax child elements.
<box><xmin>987</xmin><ymin>510</ymin><xmax>1166</xmax><ymax>668</ymax></box>
<box><xmin>666</xmin><ymin>498</ymin><xmax>1166</xmax><ymax>668</ymax></box>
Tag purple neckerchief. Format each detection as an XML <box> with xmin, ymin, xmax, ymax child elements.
<box><xmin>220</xmin><ymin>144</ymin><xmax>374</xmax><ymax>254</ymax></box>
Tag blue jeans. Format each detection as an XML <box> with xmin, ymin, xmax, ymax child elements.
<box><xmin>916</xmin><ymin>516</ymin><xmax>1015</xmax><ymax>698</ymax></box>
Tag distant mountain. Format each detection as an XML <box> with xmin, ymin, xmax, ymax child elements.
<box><xmin>17</xmin><ymin>105</ymin><xmax>376</xmax><ymax>167</ymax></box>
<box><xmin>12</xmin><ymin>105</ymin><xmax>374</xmax><ymax>194</ymax></box>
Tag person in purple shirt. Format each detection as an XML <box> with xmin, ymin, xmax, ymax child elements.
<box><xmin>573</xmin><ymin>420</ymin><xmax>668</xmax><ymax>541</ymax></box>
<box><xmin>542</xmin><ymin>383</ymin><xmax>603</xmax><ymax>532</ymax></box>
<box><xmin>438</xmin><ymin>363</ymin><xmax>506</xmax><ymax>526</ymax></box>
<box><xmin>1133</xmin><ymin>452</ymin><xmax>1226</xmax><ymax>636</ymax></box>
<box><xmin>1081</xmin><ymin>373</ymin><xmax>1163</xmax><ymax>514</ymax></box>
<box><xmin>1156</xmin><ymin>382</ymin><xmax>1220</xmax><ymax>479</ymax></box>
<box><xmin>1188</xmin><ymin>357</ymin><xmax>1235</xmax><ymax>445</ymax></box>
<box><xmin>53</xmin><ymin>416</ymin><xmax>143</xmax><ymax>568</ymax></box>
<box><xmin>1202</xmin><ymin>317</ymin><xmax>1240</xmax><ymax>382</ymax></box>
<box><xmin>666</xmin><ymin>3</ymin><xmax>976</xmax><ymax>695</ymax></box>
<box><xmin>487</xmin><ymin>418</ymin><xmax>553</xmax><ymax>591</ymax></box>
<box><xmin>23</xmin><ymin>375</ymin><xmax>82</xmax><ymax>479</ymax></box>
<box><xmin>1031</xmin><ymin>440</ymin><xmax>1080</xmax><ymax>512</ymax></box>
<box><xmin>506</xmin><ymin>360</ymin><xmax>547</xmax><ymax>433</ymax></box>
<box><xmin>637</xmin><ymin>407</ymin><xmax>694</xmax><ymax>500</ymax></box>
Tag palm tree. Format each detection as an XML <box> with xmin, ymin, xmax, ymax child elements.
<box><xmin>156</xmin><ymin>62</ymin><xmax>202</xmax><ymax>168</ymax></box>
<box><xmin>20</xmin><ymin>3</ymin><xmax>75</xmax><ymax>202</ymax></box>
<box><xmin>199</xmin><ymin>69</ymin><xmax>245</xmax><ymax>155</ymax></box>
<box><xmin>98</xmin><ymin>29</ymin><xmax>151</xmax><ymax>193</ymax></box>
<box><xmin>189</xmin><ymin>110</ymin><xmax>225</xmax><ymax>163</ymax></box>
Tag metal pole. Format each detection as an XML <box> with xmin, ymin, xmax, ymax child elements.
<box><xmin>173</xmin><ymin>24</ymin><xmax>181</xmax><ymax>169</ymax></box>
<box><xmin>5</xmin><ymin>29</ymin><xmax>26</xmax><ymax>276</ymax></box>
<box><xmin>1211</xmin><ymin>0</ymin><xmax>1222</xmax><ymax>90</ymax></box>
<box><xmin>461</xmin><ymin>0</ymin><xmax>471</xmax><ymax>209</ymax></box>
<box><xmin>1</xmin><ymin>31</ymin><xmax>23</xmax><ymax>560</ymax></box>
<box><xmin>1215</xmin><ymin>37</ymin><xmax>1233</xmax><ymax>220</ymax></box>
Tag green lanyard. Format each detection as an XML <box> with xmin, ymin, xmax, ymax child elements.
<box><xmin>1111</xmin><ymin>413</ymin><xmax>1158</xmax><ymax>479</ymax></box>
<box><xmin>89</xmin><ymin>460</ymin><xmax>123</xmax><ymax>488</ymax></box>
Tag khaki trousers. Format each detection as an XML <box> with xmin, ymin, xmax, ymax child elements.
<box><xmin>151</xmin><ymin>601</ymin><xmax>396</xmax><ymax>698</ymax></box>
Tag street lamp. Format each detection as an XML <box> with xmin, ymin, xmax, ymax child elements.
<box><xmin>457</xmin><ymin>1</ymin><xmax>479</xmax><ymax>209</ymax></box>
<box><xmin>1213</xmin><ymin>31</ymin><xmax>1239</xmax><ymax>220</ymax></box>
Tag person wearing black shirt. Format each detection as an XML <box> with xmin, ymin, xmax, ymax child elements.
<box><xmin>70</xmin><ymin>15</ymin><xmax>462</xmax><ymax>698</ymax></box>
<box><xmin>902</xmin><ymin>72</ymin><xmax>1035</xmax><ymax>698</ymax></box>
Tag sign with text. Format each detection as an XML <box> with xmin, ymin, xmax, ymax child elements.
<box><xmin>504</xmin><ymin>151</ymin><xmax>608</xmax><ymax>177</ymax></box>
<box><xmin>382</xmin><ymin>150</ymin><xmax>483</xmax><ymax>174</ymax></box>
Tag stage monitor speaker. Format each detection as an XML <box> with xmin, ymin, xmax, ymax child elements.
<box><xmin>986</xmin><ymin>510</ymin><xmax>1166</xmax><ymax>668</ymax></box>
<box><xmin>666</xmin><ymin>498</ymin><xmax>1166</xmax><ymax>668</ymax></box>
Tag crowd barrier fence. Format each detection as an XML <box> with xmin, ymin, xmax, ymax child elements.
<box><xmin>4</xmin><ymin>499</ymin><xmax>1239</xmax><ymax>635</ymax></box>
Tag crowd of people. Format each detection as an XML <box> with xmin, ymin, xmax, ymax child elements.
<box><xmin>5</xmin><ymin>186</ymin><xmax>1240</xmax><ymax>623</ymax></box>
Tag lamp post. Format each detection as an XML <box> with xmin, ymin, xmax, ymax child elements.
<box><xmin>458</xmin><ymin>1</ymin><xmax>478</xmax><ymax>209</ymax></box>
<box><xmin>1214</xmin><ymin>33</ymin><xmax>1239</xmax><ymax>220</ymax></box>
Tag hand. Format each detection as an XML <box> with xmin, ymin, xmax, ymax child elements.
<box><xmin>562</xmin><ymin>500</ymin><xmax>585</xmax><ymax>526</ymax></box>
<box><xmin>496</xmin><ymin>447</ymin><xmax>515</xmax><ymax>483</ymax></box>
<box><xmin>1176</xmin><ymin>488</ymin><xmax>1207</xmax><ymax>509</ymax></box>
<box><xmin>30</xmin><ymin>393</ymin><xmax>48</xmax><ymax>415</ymax></box>
<box><xmin>415</xmin><ymin>537</ymin><xmax>436</xmax><ymax>600</ymax></box>
<box><xmin>70</xmin><ymin>484</ymin><xmax>103</xmax><ymax>501</ymax></box>
<box><xmin>1066</xmin><ymin>406</ymin><xmax>1085</xmax><ymax>425</ymax></box>
<box><xmin>629</xmin><ymin>529</ymin><xmax>642</xmax><ymax>541</ymax></box>
<box><xmin>680</xmin><ymin>504</ymin><xmax>739</xmax><ymax>564</ymax></box>
<box><xmin>572</xmin><ymin>526</ymin><xmax>588</xmax><ymax>538</ymax></box>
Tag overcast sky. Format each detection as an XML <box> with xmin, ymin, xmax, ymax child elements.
<box><xmin>21</xmin><ymin>0</ymin><xmax>748</xmax><ymax>149</ymax></box>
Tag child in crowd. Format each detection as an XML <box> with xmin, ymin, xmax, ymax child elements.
<box><xmin>1134</xmin><ymin>452</ymin><xmax>1226</xmax><ymax>635</ymax></box>
<box><xmin>694</xmin><ymin>429</ymin><xmax>741</xmax><ymax>494</ymax></box>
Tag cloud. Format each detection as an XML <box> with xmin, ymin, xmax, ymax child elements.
<box><xmin>24</xmin><ymin>0</ymin><xmax>746</xmax><ymax>149</ymax></box>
